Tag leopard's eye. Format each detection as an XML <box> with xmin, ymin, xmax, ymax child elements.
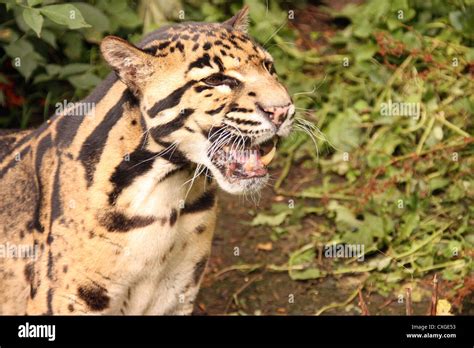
<box><xmin>203</xmin><ymin>73</ymin><xmax>240</xmax><ymax>88</ymax></box>
<box><xmin>263</xmin><ymin>60</ymin><xmax>275</xmax><ymax>74</ymax></box>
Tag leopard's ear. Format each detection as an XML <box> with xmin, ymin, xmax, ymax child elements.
<box><xmin>223</xmin><ymin>5</ymin><xmax>250</xmax><ymax>33</ymax></box>
<box><xmin>100</xmin><ymin>36</ymin><xmax>153</xmax><ymax>96</ymax></box>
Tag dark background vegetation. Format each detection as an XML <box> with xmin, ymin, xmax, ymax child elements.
<box><xmin>0</xmin><ymin>0</ymin><xmax>473</xmax><ymax>315</ymax></box>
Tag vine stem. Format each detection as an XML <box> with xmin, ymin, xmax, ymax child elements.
<box><xmin>374</xmin><ymin>55</ymin><xmax>413</xmax><ymax>112</ymax></box>
<box><xmin>315</xmin><ymin>286</ymin><xmax>361</xmax><ymax>316</ymax></box>
<box><xmin>435</xmin><ymin>113</ymin><xmax>470</xmax><ymax>138</ymax></box>
<box><xmin>416</xmin><ymin>112</ymin><xmax>436</xmax><ymax>154</ymax></box>
<box><xmin>274</xmin><ymin>152</ymin><xmax>295</xmax><ymax>190</ymax></box>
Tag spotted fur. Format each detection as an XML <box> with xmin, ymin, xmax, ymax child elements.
<box><xmin>0</xmin><ymin>7</ymin><xmax>294</xmax><ymax>315</ymax></box>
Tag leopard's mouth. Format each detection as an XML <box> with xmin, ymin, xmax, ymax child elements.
<box><xmin>211</xmin><ymin>136</ymin><xmax>278</xmax><ymax>182</ymax></box>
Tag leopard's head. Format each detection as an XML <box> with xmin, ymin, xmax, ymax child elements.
<box><xmin>101</xmin><ymin>6</ymin><xmax>294</xmax><ymax>194</ymax></box>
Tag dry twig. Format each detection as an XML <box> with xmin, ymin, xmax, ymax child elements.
<box><xmin>358</xmin><ymin>289</ymin><xmax>370</xmax><ymax>315</ymax></box>
<box><xmin>429</xmin><ymin>274</ymin><xmax>439</xmax><ymax>315</ymax></box>
<box><xmin>406</xmin><ymin>287</ymin><xmax>413</xmax><ymax>316</ymax></box>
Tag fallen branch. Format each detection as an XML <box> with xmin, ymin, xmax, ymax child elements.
<box><xmin>358</xmin><ymin>289</ymin><xmax>370</xmax><ymax>315</ymax></box>
<box><xmin>406</xmin><ymin>287</ymin><xmax>413</xmax><ymax>315</ymax></box>
<box><xmin>212</xmin><ymin>263</ymin><xmax>263</xmax><ymax>280</ymax></box>
<box><xmin>315</xmin><ymin>287</ymin><xmax>360</xmax><ymax>316</ymax></box>
<box><xmin>224</xmin><ymin>274</ymin><xmax>262</xmax><ymax>314</ymax></box>
<box><xmin>429</xmin><ymin>274</ymin><xmax>439</xmax><ymax>315</ymax></box>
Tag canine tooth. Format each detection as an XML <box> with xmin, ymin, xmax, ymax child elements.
<box><xmin>260</xmin><ymin>146</ymin><xmax>276</xmax><ymax>165</ymax></box>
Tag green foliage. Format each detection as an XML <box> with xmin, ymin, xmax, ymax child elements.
<box><xmin>0</xmin><ymin>0</ymin><xmax>142</xmax><ymax>128</ymax></box>
<box><xmin>245</xmin><ymin>0</ymin><xmax>473</xmax><ymax>298</ymax></box>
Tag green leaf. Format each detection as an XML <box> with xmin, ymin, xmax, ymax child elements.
<box><xmin>367</xmin><ymin>132</ymin><xmax>402</xmax><ymax>167</ymax></box>
<box><xmin>390</xmin><ymin>0</ymin><xmax>409</xmax><ymax>11</ymax></box>
<box><xmin>60</xmin><ymin>32</ymin><xmax>83</xmax><ymax>60</ymax></box>
<box><xmin>325</xmin><ymin>109</ymin><xmax>362</xmax><ymax>151</ymax></box>
<box><xmin>291</xmin><ymin>247</ymin><xmax>315</xmax><ymax>265</ymax></box>
<box><xmin>440</xmin><ymin>240</ymin><xmax>462</xmax><ymax>259</ymax></box>
<box><xmin>353</xmin><ymin>21</ymin><xmax>372</xmax><ymax>38</ymax></box>
<box><xmin>4</xmin><ymin>38</ymin><xmax>44</xmax><ymax>80</ymax></box>
<box><xmin>45</xmin><ymin>64</ymin><xmax>62</xmax><ymax>76</ymax></box>
<box><xmin>59</xmin><ymin>63</ymin><xmax>91</xmax><ymax>77</ymax></box>
<box><xmin>41</xmin><ymin>29</ymin><xmax>57</xmax><ymax>48</ymax></box>
<box><xmin>4</xmin><ymin>37</ymin><xmax>34</xmax><ymax>57</ymax></box>
<box><xmin>356</xmin><ymin>213</ymin><xmax>386</xmax><ymax>244</ymax></box>
<box><xmin>14</xmin><ymin>6</ymin><xmax>32</xmax><ymax>33</ymax></box>
<box><xmin>449</xmin><ymin>11</ymin><xmax>463</xmax><ymax>31</ymax></box>
<box><xmin>251</xmin><ymin>211</ymin><xmax>290</xmax><ymax>226</ymax></box>
<box><xmin>245</xmin><ymin>0</ymin><xmax>267</xmax><ymax>23</ymax></box>
<box><xmin>429</xmin><ymin>177</ymin><xmax>450</xmax><ymax>192</ymax></box>
<box><xmin>289</xmin><ymin>245</ymin><xmax>323</xmax><ymax>280</ymax></box>
<box><xmin>32</xmin><ymin>73</ymin><xmax>52</xmax><ymax>84</ymax></box>
<box><xmin>328</xmin><ymin>200</ymin><xmax>362</xmax><ymax>231</ymax></box>
<box><xmin>374</xmin><ymin>256</ymin><xmax>392</xmax><ymax>271</ymax></box>
<box><xmin>270</xmin><ymin>226</ymin><xmax>288</xmax><ymax>241</ymax></box>
<box><xmin>67</xmin><ymin>73</ymin><xmax>101</xmax><ymax>90</ymax></box>
<box><xmin>97</xmin><ymin>0</ymin><xmax>140</xmax><ymax>30</ymax></box>
<box><xmin>387</xmin><ymin>17</ymin><xmax>402</xmax><ymax>31</ymax></box>
<box><xmin>446</xmin><ymin>182</ymin><xmax>465</xmax><ymax>201</ymax></box>
<box><xmin>290</xmin><ymin>268</ymin><xmax>322</xmax><ymax>280</ymax></box>
<box><xmin>27</xmin><ymin>0</ymin><xmax>43</xmax><ymax>6</ymax></box>
<box><xmin>72</xmin><ymin>2</ymin><xmax>110</xmax><ymax>33</ymax></box>
<box><xmin>22</xmin><ymin>7</ymin><xmax>43</xmax><ymax>37</ymax></box>
<box><xmin>399</xmin><ymin>212</ymin><xmax>420</xmax><ymax>240</ymax></box>
<box><xmin>40</xmin><ymin>4</ymin><xmax>91</xmax><ymax>29</ymax></box>
<box><xmin>465</xmin><ymin>48</ymin><xmax>474</xmax><ymax>61</ymax></box>
<box><xmin>354</xmin><ymin>43</ymin><xmax>378</xmax><ymax>62</ymax></box>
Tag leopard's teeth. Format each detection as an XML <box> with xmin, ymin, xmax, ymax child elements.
<box><xmin>260</xmin><ymin>146</ymin><xmax>276</xmax><ymax>166</ymax></box>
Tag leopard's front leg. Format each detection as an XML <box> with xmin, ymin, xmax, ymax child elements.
<box><xmin>25</xmin><ymin>225</ymin><xmax>131</xmax><ymax>315</ymax></box>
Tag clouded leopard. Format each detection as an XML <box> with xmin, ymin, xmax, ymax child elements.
<box><xmin>0</xmin><ymin>6</ymin><xmax>294</xmax><ymax>315</ymax></box>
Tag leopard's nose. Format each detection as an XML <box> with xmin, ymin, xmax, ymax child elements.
<box><xmin>257</xmin><ymin>103</ymin><xmax>291</xmax><ymax>127</ymax></box>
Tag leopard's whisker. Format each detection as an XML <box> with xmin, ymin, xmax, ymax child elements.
<box><xmin>292</xmin><ymin>85</ymin><xmax>316</xmax><ymax>97</ymax></box>
<box><xmin>294</xmin><ymin>123</ymin><xmax>320</xmax><ymax>160</ymax></box>
<box><xmin>264</xmin><ymin>41</ymin><xmax>298</xmax><ymax>50</ymax></box>
<box><xmin>207</xmin><ymin>130</ymin><xmax>232</xmax><ymax>159</ymax></box>
<box><xmin>295</xmin><ymin>107</ymin><xmax>317</xmax><ymax>112</ymax></box>
<box><xmin>182</xmin><ymin>163</ymin><xmax>207</xmax><ymax>201</ymax></box>
<box><xmin>263</xmin><ymin>20</ymin><xmax>288</xmax><ymax>47</ymax></box>
<box><xmin>140</xmin><ymin>128</ymin><xmax>150</xmax><ymax>150</ymax></box>
<box><xmin>294</xmin><ymin>117</ymin><xmax>339</xmax><ymax>151</ymax></box>
<box><xmin>128</xmin><ymin>141</ymin><xmax>179</xmax><ymax>170</ymax></box>
<box><xmin>291</xmin><ymin>74</ymin><xmax>327</xmax><ymax>98</ymax></box>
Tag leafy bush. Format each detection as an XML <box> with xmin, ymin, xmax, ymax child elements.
<box><xmin>0</xmin><ymin>0</ymin><xmax>143</xmax><ymax>127</ymax></box>
<box><xmin>252</xmin><ymin>0</ymin><xmax>473</xmax><ymax>295</ymax></box>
